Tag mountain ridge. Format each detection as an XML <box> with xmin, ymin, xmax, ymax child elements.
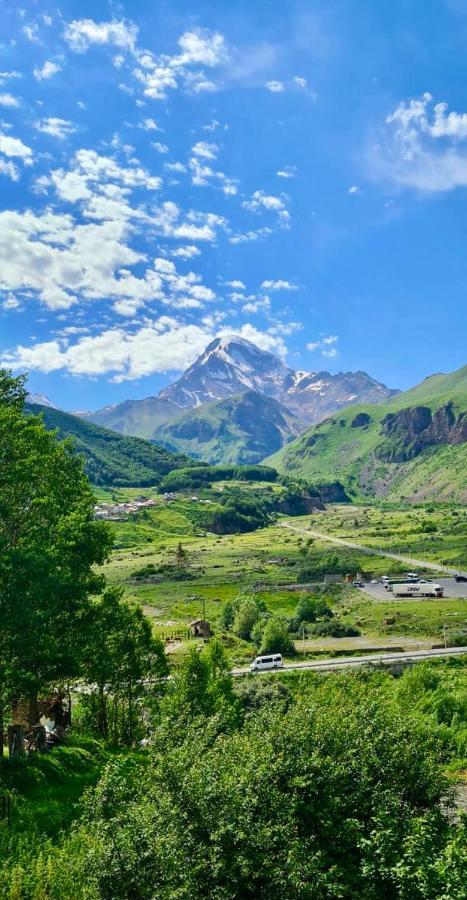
<box><xmin>84</xmin><ymin>337</ymin><xmax>398</xmax><ymax>450</ymax></box>
<box><xmin>26</xmin><ymin>402</ymin><xmax>192</xmax><ymax>487</ymax></box>
<box><xmin>266</xmin><ymin>363</ymin><xmax>467</xmax><ymax>504</ymax></box>
<box><xmin>153</xmin><ymin>389</ymin><xmax>303</xmax><ymax>465</ymax></box>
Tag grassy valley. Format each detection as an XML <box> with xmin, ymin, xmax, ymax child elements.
<box><xmin>2</xmin><ymin>375</ymin><xmax>467</xmax><ymax>899</ymax></box>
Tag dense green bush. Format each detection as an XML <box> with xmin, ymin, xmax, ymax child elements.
<box><xmin>311</xmin><ymin>620</ymin><xmax>360</xmax><ymax>638</ymax></box>
<box><xmin>259</xmin><ymin>617</ymin><xmax>296</xmax><ymax>656</ymax></box>
<box><xmin>34</xmin><ymin>671</ymin><xmax>466</xmax><ymax>900</ymax></box>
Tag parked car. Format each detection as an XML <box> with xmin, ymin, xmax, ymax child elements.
<box><xmin>370</xmin><ymin>579</ymin><xmax>378</xmax><ymax>584</ymax></box>
<box><xmin>250</xmin><ymin>654</ymin><xmax>284</xmax><ymax>673</ymax></box>
<box><xmin>352</xmin><ymin>580</ymin><xmax>364</xmax><ymax>588</ymax></box>
<box><xmin>455</xmin><ymin>574</ymin><xmax>467</xmax><ymax>582</ymax></box>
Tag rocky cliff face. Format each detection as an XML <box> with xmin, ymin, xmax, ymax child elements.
<box><xmin>376</xmin><ymin>402</ymin><xmax>467</xmax><ymax>462</ymax></box>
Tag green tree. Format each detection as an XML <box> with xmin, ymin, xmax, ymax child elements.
<box><xmin>0</xmin><ymin>370</ymin><xmax>113</xmax><ymax>730</ymax></box>
<box><xmin>82</xmin><ymin>589</ymin><xmax>168</xmax><ymax>744</ymax></box>
<box><xmin>175</xmin><ymin>542</ymin><xmax>188</xmax><ymax>568</ymax></box>
<box><xmin>218</xmin><ymin>597</ymin><xmax>239</xmax><ymax>631</ymax></box>
<box><xmin>162</xmin><ymin>639</ymin><xmax>238</xmax><ymax>728</ymax></box>
<box><xmin>232</xmin><ymin>598</ymin><xmax>261</xmax><ymax>641</ymax></box>
<box><xmin>293</xmin><ymin>594</ymin><xmax>332</xmax><ymax>624</ymax></box>
<box><xmin>259</xmin><ymin>617</ymin><xmax>295</xmax><ymax>656</ymax></box>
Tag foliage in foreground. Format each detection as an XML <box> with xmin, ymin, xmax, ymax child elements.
<box><xmin>2</xmin><ymin>654</ymin><xmax>466</xmax><ymax>899</ymax></box>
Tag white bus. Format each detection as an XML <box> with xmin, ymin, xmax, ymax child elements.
<box><xmin>250</xmin><ymin>654</ymin><xmax>284</xmax><ymax>672</ymax></box>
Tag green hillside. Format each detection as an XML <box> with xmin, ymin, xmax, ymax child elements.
<box><xmin>153</xmin><ymin>390</ymin><xmax>302</xmax><ymax>465</ymax></box>
<box><xmin>26</xmin><ymin>403</ymin><xmax>191</xmax><ymax>487</ymax></box>
<box><xmin>267</xmin><ymin>364</ymin><xmax>467</xmax><ymax>504</ymax></box>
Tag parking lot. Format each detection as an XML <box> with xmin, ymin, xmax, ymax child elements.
<box><xmin>358</xmin><ymin>578</ymin><xmax>467</xmax><ymax>602</ymax></box>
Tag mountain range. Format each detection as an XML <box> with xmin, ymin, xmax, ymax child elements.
<box><xmin>25</xmin><ymin>340</ymin><xmax>467</xmax><ymax>503</ymax></box>
<box><xmin>83</xmin><ymin>336</ymin><xmax>398</xmax><ymax>463</ymax></box>
<box><xmin>267</xmin><ymin>364</ymin><xmax>467</xmax><ymax>504</ymax></box>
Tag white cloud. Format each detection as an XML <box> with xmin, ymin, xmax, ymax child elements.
<box><xmin>242</xmin><ymin>296</ymin><xmax>270</xmax><ymax>314</ymax></box>
<box><xmin>191</xmin><ymin>141</ymin><xmax>218</xmax><ymax>159</ymax></box>
<box><xmin>307</xmin><ymin>335</ymin><xmax>339</xmax><ymax>356</ymax></box>
<box><xmin>277</xmin><ymin>166</ymin><xmax>297</xmax><ymax>179</ymax></box>
<box><xmin>0</xmin><ymin>71</ymin><xmax>22</xmax><ymax>87</ymax></box>
<box><xmin>0</xmin><ymin>208</ymin><xmax>169</xmax><ymax>310</ymax></box>
<box><xmin>64</xmin><ymin>19</ymin><xmax>138</xmax><ymax>53</ymax></box>
<box><xmin>0</xmin><ymin>93</ymin><xmax>19</xmax><ymax>107</ymax></box>
<box><xmin>293</xmin><ymin>75</ymin><xmax>317</xmax><ymax>99</ymax></box>
<box><xmin>3</xmin><ymin>318</ymin><xmax>290</xmax><ymax>385</ymax></box>
<box><xmin>177</xmin><ymin>29</ymin><xmax>227</xmax><ymax>66</ymax></box>
<box><xmin>0</xmin><ymin>158</ymin><xmax>19</xmax><ymax>180</ymax></box>
<box><xmin>133</xmin><ymin>27</ymin><xmax>228</xmax><ymax>101</ymax></box>
<box><xmin>224</xmin><ymin>280</ymin><xmax>246</xmax><ymax>290</ymax></box>
<box><xmin>33</xmin><ymin>60</ymin><xmax>61</xmax><ymax>81</ymax></box>
<box><xmin>138</xmin><ymin>117</ymin><xmax>159</xmax><ymax>130</ymax></box>
<box><xmin>229</xmin><ymin>226</ymin><xmax>273</xmax><ymax>244</ymax></box>
<box><xmin>50</xmin><ymin>149</ymin><xmax>161</xmax><ymax>205</ymax></box>
<box><xmin>243</xmin><ymin>190</ymin><xmax>290</xmax><ymax>222</ymax></box>
<box><xmin>152</xmin><ymin>141</ymin><xmax>169</xmax><ymax>154</ymax></box>
<box><xmin>169</xmin><ymin>245</ymin><xmax>201</xmax><ymax>258</ymax></box>
<box><xmin>1</xmin><ymin>319</ymin><xmax>216</xmax><ymax>380</ymax></box>
<box><xmin>375</xmin><ymin>93</ymin><xmax>467</xmax><ymax>192</ymax></box>
<box><xmin>2</xmin><ymin>294</ymin><xmax>21</xmax><ymax>310</ymax></box>
<box><xmin>348</xmin><ymin>185</ymin><xmax>360</xmax><ymax>194</ymax></box>
<box><xmin>266</xmin><ymin>80</ymin><xmax>285</xmax><ymax>93</ymax></box>
<box><xmin>164</xmin><ymin>161</ymin><xmax>187</xmax><ymax>173</ymax></box>
<box><xmin>188</xmin><ymin>156</ymin><xmax>238</xmax><ymax>195</ymax></box>
<box><xmin>23</xmin><ymin>23</ymin><xmax>40</xmax><ymax>42</ymax></box>
<box><xmin>202</xmin><ymin>119</ymin><xmax>221</xmax><ymax>132</ymax></box>
<box><xmin>261</xmin><ymin>279</ymin><xmax>297</xmax><ymax>291</ymax></box>
<box><xmin>34</xmin><ymin>117</ymin><xmax>76</xmax><ymax>139</ymax></box>
<box><xmin>0</xmin><ymin>132</ymin><xmax>33</xmax><ymax>160</ymax></box>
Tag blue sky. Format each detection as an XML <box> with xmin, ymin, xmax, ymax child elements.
<box><xmin>0</xmin><ymin>0</ymin><xmax>466</xmax><ymax>410</ymax></box>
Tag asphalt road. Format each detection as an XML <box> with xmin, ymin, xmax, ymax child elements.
<box><xmin>232</xmin><ymin>646</ymin><xmax>467</xmax><ymax>677</ymax></box>
<box><xmin>358</xmin><ymin>577</ymin><xmax>467</xmax><ymax>601</ymax></box>
<box><xmin>280</xmin><ymin>522</ymin><xmax>467</xmax><ymax>578</ymax></box>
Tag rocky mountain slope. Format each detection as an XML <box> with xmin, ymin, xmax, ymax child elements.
<box><xmin>266</xmin><ymin>364</ymin><xmax>467</xmax><ymax>504</ymax></box>
<box><xmin>154</xmin><ymin>390</ymin><xmax>303</xmax><ymax>465</ymax></box>
<box><xmin>85</xmin><ymin>337</ymin><xmax>397</xmax><ymax>454</ymax></box>
<box><xmin>26</xmin><ymin>403</ymin><xmax>191</xmax><ymax>487</ymax></box>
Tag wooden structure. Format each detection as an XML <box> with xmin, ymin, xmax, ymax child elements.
<box><xmin>189</xmin><ymin>619</ymin><xmax>212</xmax><ymax>639</ymax></box>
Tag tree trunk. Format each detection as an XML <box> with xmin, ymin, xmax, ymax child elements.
<box><xmin>97</xmin><ymin>684</ymin><xmax>108</xmax><ymax>740</ymax></box>
<box><xmin>28</xmin><ymin>693</ymin><xmax>40</xmax><ymax>727</ymax></box>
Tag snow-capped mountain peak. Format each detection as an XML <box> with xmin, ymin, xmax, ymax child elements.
<box><xmin>88</xmin><ymin>335</ymin><xmax>398</xmax><ymax>435</ymax></box>
<box><xmin>27</xmin><ymin>393</ymin><xmax>57</xmax><ymax>408</ymax></box>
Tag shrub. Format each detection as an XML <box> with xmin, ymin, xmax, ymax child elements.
<box><xmin>260</xmin><ymin>617</ymin><xmax>296</xmax><ymax>656</ymax></box>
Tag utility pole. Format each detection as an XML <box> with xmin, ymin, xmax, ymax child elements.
<box><xmin>302</xmin><ymin>624</ymin><xmax>306</xmax><ymax>655</ymax></box>
<box><xmin>443</xmin><ymin>623</ymin><xmax>447</xmax><ymax>649</ymax></box>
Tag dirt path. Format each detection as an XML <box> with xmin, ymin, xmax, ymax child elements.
<box><xmin>280</xmin><ymin>522</ymin><xmax>466</xmax><ymax>577</ymax></box>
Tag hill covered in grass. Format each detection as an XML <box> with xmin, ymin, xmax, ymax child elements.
<box><xmin>153</xmin><ymin>390</ymin><xmax>303</xmax><ymax>464</ymax></box>
<box><xmin>26</xmin><ymin>403</ymin><xmax>192</xmax><ymax>487</ymax></box>
<box><xmin>266</xmin><ymin>364</ymin><xmax>467</xmax><ymax>504</ymax></box>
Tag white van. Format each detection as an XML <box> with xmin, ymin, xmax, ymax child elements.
<box><xmin>250</xmin><ymin>654</ymin><xmax>284</xmax><ymax>673</ymax></box>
